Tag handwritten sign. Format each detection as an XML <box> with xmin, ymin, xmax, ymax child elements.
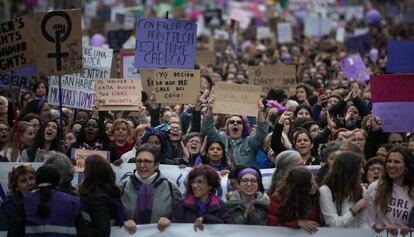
<box><xmin>134</xmin><ymin>18</ymin><xmax>197</xmax><ymax>69</ymax></box>
<box><xmin>204</xmin><ymin>9</ymin><xmax>222</xmax><ymax>28</ymax></box>
<box><xmin>304</xmin><ymin>16</ymin><xmax>332</xmax><ymax>37</ymax></box>
<box><xmin>96</xmin><ymin>79</ymin><xmax>142</xmax><ymax>111</ymax></box>
<box><xmin>386</xmin><ymin>40</ymin><xmax>414</xmax><ymax>73</ymax></box>
<box><xmin>0</xmin><ymin>16</ymin><xmax>34</xmax><ymax>73</ymax></box>
<box><xmin>48</xmin><ymin>75</ymin><xmax>96</xmax><ymax>110</ymax></box>
<box><xmin>248</xmin><ymin>65</ymin><xmax>297</xmax><ymax>96</ymax></box>
<box><xmin>371</xmin><ymin>75</ymin><xmax>414</xmax><ymax>132</ymax></box>
<box><xmin>120</xmin><ymin>50</ymin><xmax>139</xmax><ymax>79</ymax></box>
<box><xmin>35</xmin><ymin>9</ymin><xmax>82</xmax><ymax>75</ymax></box>
<box><xmin>0</xmin><ymin>64</ymin><xmax>35</xmax><ymax>89</ymax></box>
<box><xmin>196</xmin><ymin>51</ymin><xmax>216</xmax><ymax>66</ymax></box>
<box><xmin>257</xmin><ymin>27</ymin><xmax>273</xmax><ymax>40</ymax></box>
<box><xmin>339</xmin><ymin>54</ymin><xmax>370</xmax><ymax>82</ymax></box>
<box><xmin>78</xmin><ymin>46</ymin><xmax>113</xmax><ymax>79</ymax></box>
<box><xmin>71</xmin><ymin>148</ymin><xmax>110</xmax><ymax>172</ymax></box>
<box><xmin>140</xmin><ymin>69</ymin><xmax>200</xmax><ymax>104</ymax></box>
<box><xmin>277</xmin><ymin>22</ymin><xmax>293</xmax><ymax>44</ymax></box>
<box><xmin>213</xmin><ymin>83</ymin><xmax>261</xmax><ymax>117</ymax></box>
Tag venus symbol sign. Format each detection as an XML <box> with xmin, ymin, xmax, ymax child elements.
<box><xmin>41</xmin><ymin>11</ymin><xmax>72</xmax><ymax>72</ymax></box>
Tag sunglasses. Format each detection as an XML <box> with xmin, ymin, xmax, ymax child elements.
<box><xmin>229</xmin><ymin>120</ymin><xmax>242</xmax><ymax>125</ymax></box>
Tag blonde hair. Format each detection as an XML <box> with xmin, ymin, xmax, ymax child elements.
<box><xmin>112</xmin><ymin>119</ymin><xmax>132</xmax><ymax>136</ymax></box>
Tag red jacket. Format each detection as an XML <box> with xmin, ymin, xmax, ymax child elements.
<box><xmin>267</xmin><ymin>192</ymin><xmax>320</xmax><ymax>228</ymax></box>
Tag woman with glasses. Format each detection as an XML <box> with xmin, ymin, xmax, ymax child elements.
<box><xmin>0</xmin><ymin>122</ymin><xmax>10</xmax><ymax>151</ymax></box>
<box><xmin>1</xmin><ymin>122</ymin><xmax>34</xmax><ymax>162</ymax></box>
<box><xmin>21</xmin><ymin>120</ymin><xmax>63</xmax><ymax>162</ymax></box>
<box><xmin>364</xmin><ymin>146</ymin><xmax>414</xmax><ymax>236</ymax></box>
<box><xmin>319</xmin><ymin>152</ymin><xmax>367</xmax><ymax>227</ymax></box>
<box><xmin>362</xmin><ymin>156</ymin><xmax>384</xmax><ymax>188</ymax></box>
<box><xmin>78</xmin><ymin>155</ymin><xmax>125</xmax><ymax>236</ymax></box>
<box><xmin>267</xmin><ymin>167</ymin><xmax>320</xmax><ymax>233</ymax></box>
<box><xmin>227</xmin><ymin>167</ymin><xmax>269</xmax><ymax>225</ymax></box>
<box><xmin>170</xmin><ymin>165</ymin><xmax>231</xmax><ymax>231</ymax></box>
<box><xmin>178</xmin><ymin>132</ymin><xmax>204</xmax><ymax>167</ymax></box>
<box><xmin>0</xmin><ymin>164</ymin><xmax>35</xmax><ymax>230</ymax></box>
<box><xmin>121</xmin><ymin>144</ymin><xmax>181</xmax><ymax>235</ymax></box>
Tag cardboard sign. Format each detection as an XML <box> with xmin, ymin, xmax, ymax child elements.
<box><xmin>213</xmin><ymin>83</ymin><xmax>261</xmax><ymax>117</ymax></box>
<box><xmin>339</xmin><ymin>54</ymin><xmax>370</xmax><ymax>82</ymax></box>
<box><xmin>78</xmin><ymin>46</ymin><xmax>113</xmax><ymax>79</ymax></box>
<box><xmin>120</xmin><ymin>50</ymin><xmax>139</xmax><ymax>79</ymax></box>
<box><xmin>0</xmin><ymin>16</ymin><xmax>35</xmax><ymax>73</ymax></box>
<box><xmin>71</xmin><ymin>148</ymin><xmax>110</xmax><ymax>172</ymax></box>
<box><xmin>34</xmin><ymin>9</ymin><xmax>82</xmax><ymax>76</ymax></box>
<box><xmin>277</xmin><ymin>22</ymin><xmax>293</xmax><ymax>44</ymax></box>
<box><xmin>48</xmin><ymin>75</ymin><xmax>96</xmax><ymax>110</ymax></box>
<box><xmin>140</xmin><ymin>69</ymin><xmax>200</xmax><ymax>104</ymax></box>
<box><xmin>0</xmin><ymin>64</ymin><xmax>35</xmax><ymax>89</ymax></box>
<box><xmin>371</xmin><ymin>75</ymin><xmax>414</xmax><ymax>132</ymax></box>
<box><xmin>196</xmin><ymin>51</ymin><xmax>216</xmax><ymax>66</ymax></box>
<box><xmin>134</xmin><ymin>19</ymin><xmax>197</xmax><ymax>69</ymax></box>
<box><xmin>96</xmin><ymin>78</ymin><xmax>142</xmax><ymax>111</ymax></box>
<box><xmin>386</xmin><ymin>40</ymin><xmax>414</xmax><ymax>73</ymax></box>
<box><xmin>248</xmin><ymin>65</ymin><xmax>297</xmax><ymax>96</ymax></box>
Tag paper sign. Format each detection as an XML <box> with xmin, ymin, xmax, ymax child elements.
<box><xmin>304</xmin><ymin>16</ymin><xmax>332</xmax><ymax>37</ymax></box>
<box><xmin>339</xmin><ymin>54</ymin><xmax>370</xmax><ymax>82</ymax></box>
<box><xmin>120</xmin><ymin>50</ymin><xmax>139</xmax><ymax>79</ymax></box>
<box><xmin>345</xmin><ymin>33</ymin><xmax>371</xmax><ymax>55</ymax></box>
<box><xmin>34</xmin><ymin>9</ymin><xmax>83</xmax><ymax>75</ymax></box>
<box><xmin>48</xmin><ymin>75</ymin><xmax>96</xmax><ymax>110</ymax></box>
<box><xmin>214</xmin><ymin>29</ymin><xmax>229</xmax><ymax>40</ymax></box>
<box><xmin>134</xmin><ymin>19</ymin><xmax>197</xmax><ymax>69</ymax></box>
<box><xmin>345</xmin><ymin>6</ymin><xmax>364</xmax><ymax>21</ymax></box>
<box><xmin>257</xmin><ymin>27</ymin><xmax>273</xmax><ymax>40</ymax></box>
<box><xmin>96</xmin><ymin>79</ymin><xmax>142</xmax><ymax>110</ymax></box>
<box><xmin>213</xmin><ymin>83</ymin><xmax>261</xmax><ymax>117</ymax></box>
<box><xmin>248</xmin><ymin>65</ymin><xmax>297</xmax><ymax>96</ymax></box>
<box><xmin>289</xmin><ymin>0</ymin><xmax>335</xmax><ymax>17</ymax></box>
<box><xmin>386</xmin><ymin>40</ymin><xmax>414</xmax><ymax>73</ymax></box>
<box><xmin>204</xmin><ymin>9</ymin><xmax>223</xmax><ymax>28</ymax></box>
<box><xmin>229</xmin><ymin>8</ymin><xmax>252</xmax><ymax>30</ymax></box>
<box><xmin>277</xmin><ymin>22</ymin><xmax>293</xmax><ymax>44</ymax></box>
<box><xmin>370</xmin><ymin>75</ymin><xmax>414</xmax><ymax>103</ymax></box>
<box><xmin>0</xmin><ymin>16</ymin><xmax>35</xmax><ymax>73</ymax></box>
<box><xmin>196</xmin><ymin>51</ymin><xmax>216</xmax><ymax>66</ymax></box>
<box><xmin>71</xmin><ymin>148</ymin><xmax>110</xmax><ymax>172</ymax></box>
<box><xmin>336</xmin><ymin>26</ymin><xmax>345</xmax><ymax>43</ymax></box>
<box><xmin>0</xmin><ymin>64</ymin><xmax>35</xmax><ymax>89</ymax></box>
<box><xmin>372</xmin><ymin>102</ymin><xmax>414</xmax><ymax>133</ymax></box>
<box><xmin>78</xmin><ymin>46</ymin><xmax>113</xmax><ymax>79</ymax></box>
<box><xmin>140</xmin><ymin>69</ymin><xmax>200</xmax><ymax>104</ymax></box>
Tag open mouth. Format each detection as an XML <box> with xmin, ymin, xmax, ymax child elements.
<box><xmin>372</xmin><ymin>175</ymin><xmax>379</xmax><ymax>181</ymax></box>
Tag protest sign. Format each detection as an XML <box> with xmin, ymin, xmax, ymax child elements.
<box><xmin>0</xmin><ymin>16</ymin><xmax>34</xmax><ymax>73</ymax></box>
<box><xmin>214</xmin><ymin>30</ymin><xmax>229</xmax><ymax>40</ymax></box>
<box><xmin>34</xmin><ymin>9</ymin><xmax>83</xmax><ymax>75</ymax></box>
<box><xmin>229</xmin><ymin>7</ymin><xmax>252</xmax><ymax>30</ymax></box>
<box><xmin>196</xmin><ymin>51</ymin><xmax>216</xmax><ymax>66</ymax></box>
<box><xmin>277</xmin><ymin>22</ymin><xmax>293</xmax><ymax>44</ymax></box>
<box><xmin>134</xmin><ymin>19</ymin><xmax>197</xmax><ymax>69</ymax></box>
<box><xmin>345</xmin><ymin>6</ymin><xmax>364</xmax><ymax>21</ymax></box>
<box><xmin>371</xmin><ymin>75</ymin><xmax>414</xmax><ymax>132</ymax></box>
<box><xmin>79</xmin><ymin>46</ymin><xmax>113</xmax><ymax>79</ymax></box>
<box><xmin>213</xmin><ymin>83</ymin><xmax>261</xmax><ymax>117</ymax></box>
<box><xmin>96</xmin><ymin>78</ymin><xmax>142</xmax><ymax>111</ymax></box>
<box><xmin>336</xmin><ymin>26</ymin><xmax>345</xmax><ymax>43</ymax></box>
<box><xmin>204</xmin><ymin>9</ymin><xmax>222</xmax><ymax>28</ymax></box>
<box><xmin>345</xmin><ymin>33</ymin><xmax>371</xmax><ymax>55</ymax></box>
<box><xmin>257</xmin><ymin>27</ymin><xmax>273</xmax><ymax>40</ymax></box>
<box><xmin>304</xmin><ymin>16</ymin><xmax>332</xmax><ymax>37</ymax></box>
<box><xmin>339</xmin><ymin>54</ymin><xmax>370</xmax><ymax>82</ymax></box>
<box><xmin>386</xmin><ymin>40</ymin><xmax>414</xmax><ymax>73</ymax></box>
<box><xmin>0</xmin><ymin>64</ymin><xmax>35</xmax><ymax>89</ymax></box>
<box><xmin>107</xmin><ymin>29</ymin><xmax>133</xmax><ymax>52</ymax></box>
<box><xmin>288</xmin><ymin>0</ymin><xmax>336</xmax><ymax>17</ymax></box>
<box><xmin>120</xmin><ymin>50</ymin><xmax>139</xmax><ymax>79</ymax></box>
<box><xmin>140</xmin><ymin>69</ymin><xmax>200</xmax><ymax>104</ymax></box>
<box><xmin>248</xmin><ymin>65</ymin><xmax>297</xmax><ymax>96</ymax></box>
<box><xmin>48</xmin><ymin>75</ymin><xmax>96</xmax><ymax>110</ymax></box>
<box><xmin>71</xmin><ymin>149</ymin><xmax>110</xmax><ymax>172</ymax></box>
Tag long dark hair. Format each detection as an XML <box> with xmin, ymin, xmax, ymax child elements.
<box><xmin>278</xmin><ymin>167</ymin><xmax>317</xmax><ymax>222</ymax></box>
<box><xmin>205</xmin><ymin>140</ymin><xmax>228</xmax><ymax>168</ymax></box>
<box><xmin>375</xmin><ymin>146</ymin><xmax>414</xmax><ymax>214</ymax></box>
<box><xmin>27</xmin><ymin>120</ymin><xmax>62</xmax><ymax>162</ymax></box>
<box><xmin>78</xmin><ymin>155</ymin><xmax>121</xmax><ymax>199</ymax></box>
<box><xmin>322</xmin><ymin>152</ymin><xmax>363</xmax><ymax>214</ymax></box>
<box><xmin>35</xmin><ymin>165</ymin><xmax>60</xmax><ymax>217</ymax></box>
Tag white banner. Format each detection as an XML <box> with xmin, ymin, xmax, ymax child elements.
<box><xmin>0</xmin><ymin>163</ymin><xmax>320</xmax><ymax>202</ymax></box>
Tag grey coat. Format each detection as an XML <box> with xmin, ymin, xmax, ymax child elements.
<box><xmin>226</xmin><ymin>190</ymin><xmax>269</xmax><ymax>225</ymax></box>
<box><xmin>121</xmin><ymin>171</ymin><xmax>182</xmax><ymax>223</ymax></box>
<box><xmin>202</xmin><ymin>116</ymin><xmax>268</xmax><ymax>166</ymax></box>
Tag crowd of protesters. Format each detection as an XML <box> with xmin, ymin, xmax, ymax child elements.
<box><xmin>1</xmin><ymin>0</ymin><xmax>414</xmax><ymax>236</ymax></box>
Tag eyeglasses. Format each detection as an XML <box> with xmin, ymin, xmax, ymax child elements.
<box><xmin>170</xmin><ymin>127</ymin><xmax>181</xmax><ymax>132</ymax></box>
<box><xmin>229</xmin><ymin>120</ymin><xmax>242</xmax><ymax>125</ymax></box>
<box><xmin>368</xmin><ymin>166</ymin><xmax>384</xmax><ymax>172</ymax></box>
<box><xmin>189</xmin><ymin>179</ymin><xmax>207</xmax><ymax>186</ymax></box>
<box><xmin>136</xmin><ymin>159</ymin><xmax>155</xmax><ymax>166</ymax></box>
<box><xmin>240</xmin><ymin>178</ymin><xmax>257</xmax><ymax>184</ymax></box>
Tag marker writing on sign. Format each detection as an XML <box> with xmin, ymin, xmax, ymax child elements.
<box><xmin>41</xmin><ymin>11</ymin><xmax>72</xmax><ymax>71</ymax></box>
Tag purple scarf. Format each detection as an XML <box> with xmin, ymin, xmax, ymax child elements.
<box><xmin>194</xmin><ymin>195</ymin><xmax>211</xmax><ymax>216</ymax></box>
<box><xmin>131</xmin><ymin>172</ymin><xmax>160</xmax><ymax>224</ymax></box>
<box><xmin>194</xmin><ymin>154</ymin><xmax>203</xmax><ymax>166</ymax></box>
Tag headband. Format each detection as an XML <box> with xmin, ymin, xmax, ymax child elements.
<box><xmin>237</xmin><ymin>168</ymin><xmax>260</xmax><ymax>182</ymax></box>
